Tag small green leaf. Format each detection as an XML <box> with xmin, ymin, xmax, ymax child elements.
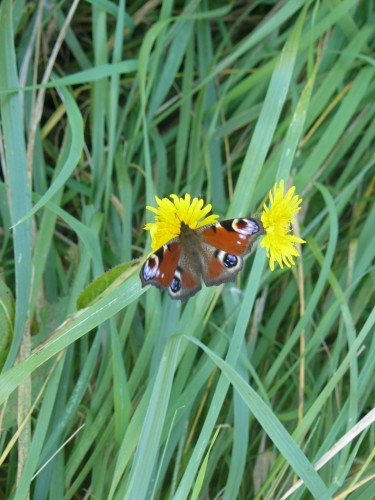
<box><xmin>76</xmin><ymin>260</ymin><xmax>140</xmax><ymax>310</ymax></box>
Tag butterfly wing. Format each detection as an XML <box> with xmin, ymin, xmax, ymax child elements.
<box><xmin>140</xmin><ymin>240</ymin><xmax>202</xmax><ymax>300</ymax></box>
<box><xmin>198</xmin><ymin>218</ymin><xmax>263</xmax><ymax>287</ymax></box>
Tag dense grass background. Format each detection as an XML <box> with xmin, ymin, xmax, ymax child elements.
<box><xmin>1</xmin><ymin>0</ymin><xmax>374</xmax><ymax>498</ymax></box>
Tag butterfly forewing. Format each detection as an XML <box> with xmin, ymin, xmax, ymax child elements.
<box><xmin>140</xmin><ymin>243</ymin><xmax>180</xmax><ymax>289</ymax></box>
<box><xmin>198</xmin><ymin>218</ymin><xmax>263</xmax><ymax>287</ymax></box>
<box><xmin>199</xmin><ymin>218</ymin><xmax>263</xmax><ymax>255</ymax></box>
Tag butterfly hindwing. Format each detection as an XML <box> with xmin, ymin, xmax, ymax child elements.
<box><xmin>140</xmin><ymin>241</ymin><xmax>202</xmax><ymax>300</ymax></box>
<box><xmin>169</xmin><ymin>263</ymin><xmax>202</xmax><ymax>300</ymax></box>
<box><xmin>199</xmin><ymin>245</ymin><xmax>244</xmax><ymax>286</ymax></box>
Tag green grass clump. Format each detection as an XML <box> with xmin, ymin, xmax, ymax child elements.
<box><xmin>0</xmin><ymin>1</ymin><xmax>374</xmax><ymax>499</ymax></box>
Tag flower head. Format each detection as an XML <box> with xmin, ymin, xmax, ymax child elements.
<box><xmin>260</xmin><ymin>180</ymin><xmax>306</xmax><ymax>271</ymax></box>
<box><xmin>144</xmin><ymin>194</ymin><xmax>219</xmax><ymax>251</ymax></box>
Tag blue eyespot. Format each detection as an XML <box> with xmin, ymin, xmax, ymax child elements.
<box><xmin>223</xmin><ymin>253</ymin><xmax>238</xmax><ymax>268</ymax></box>
<box><xmin>170</xmin><ymin>276</ymin><xmax>181</xmax><ymax>293</ymax></box>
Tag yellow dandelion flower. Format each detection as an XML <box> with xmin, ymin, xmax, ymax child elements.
<box><xmin>260</xmin><ymin>180</ymin><xmax>306</xmax><ymax>271</ymax></box>
<box><xmin>144</xmin><ymin>193</ymin><xmax>219</xmax><ymax>251</ymax></box>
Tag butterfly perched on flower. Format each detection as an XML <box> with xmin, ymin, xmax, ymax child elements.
<box><xmin>140</xmin><ymin>184</ymin><xmax>305</xmax><ymax>300</ymax></box>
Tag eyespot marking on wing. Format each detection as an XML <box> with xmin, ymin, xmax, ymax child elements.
<box><xmin>169</xmin><ymin>267</ymin><xmax>182</xmax><ymax>295</ymax></box>
<box><xmin>215</xmin><ymin>250</ymin><xmax>241</xmax><ymax>270</ymax></box>
<box><xmin>232</xmin><ymin>218</ymin><xmax>260</xmax><ymax>235</ymax></box>
<box><xmin>140</xmin><ymin>247</ymin><xmax>164</xmax><ymax>282</ymax></box>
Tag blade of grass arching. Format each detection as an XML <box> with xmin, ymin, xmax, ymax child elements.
<box><xmin>13</xmin><ymin>83</ymin><xmax>83</xmax><ymax>227</ymax></box>
<box><xmin>0</xmin><ymin>60</ymin><xmax>138</xmax><ymax>96</ymax></box>
<box><xmin>121</xmin><ymin>336</ymin><xmax>181</xmax><ymax>500</ymax></box>
<box><xmin>0</xmin><ymin>272</ymin><xmax>142</xmax><ymax>406</ymax></box>
<box><xmin>33</xmin><ymin>199</ymin><xmax>103</xmax><ymax>270</ymax></box>
<box><xmin>0</xmin><ymin>0</ymin><xmax>33</xmax><ymax>369</ymax></box>
<box><xmin>29</xmin><ymin>136</ymin><xmax>70</xmax><ymax>315</ymax></box>
<box><xmin>166</xmin><ymin>332</ymin><xmax>229</xmax><ymax>435</ymax></box>
<box><xmin>228</xmin><ymin>4</ymin><xmax>307</xmax><ymax>218</ymax></box>
<box><xmin>185</xmin><ymin>336</ymin><xmax>329</xmax><ymax>498</ymax></box>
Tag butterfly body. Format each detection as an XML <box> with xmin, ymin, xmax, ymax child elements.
<box><xmin>140</xmin><ymin>218</ymin><xmax>264</xmax><ymax>301</ymax></box>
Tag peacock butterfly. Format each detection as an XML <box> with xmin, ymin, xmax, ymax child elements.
<box><xmin>140</xmin><ymin>217</ymin><xmax>264</xmax><ymax>301</ymax></box>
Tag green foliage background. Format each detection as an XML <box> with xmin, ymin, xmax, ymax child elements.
<box><xmin>0</xmin><ymin>0</ymin><xmax>374</xmax><ymax>498</ymax></box>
